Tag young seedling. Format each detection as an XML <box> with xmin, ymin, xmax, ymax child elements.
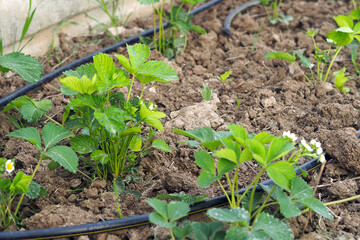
<box><xmin>137</xmin><ymin>0</ymin><xmax>206</xmax><ymax>59</ymax></box>
<box><xmin>85</xmin><ymin>0</ymin><xmax>133</xmax><ymax>42</ymax></box>
<box><xmin>173</xmin><ymin>125</ymin><xmax>331</xmax><ymax>239</ymax></box>
<box><xmin>333</xmin><ymin>67</ymin><xmax>350</xmax><ymax>93</ymax></box>
<box><xmin>265</xmin><ymin>13</ymin><xmax>360</xmax><ymax>91</ymax></box>
<box><xmin>202</xmin><ymin>83</ymin><xmax>213</xmax><ymax>101</ymax></box>
<box><xmin>217</xmin><ymin>71</ymin><xmax>232</xmax><ymax>82</ymax></box>
<box><xmin>259</xmin><ymin>0</ymin><xmax>293</xmax><ymax>25</ymax></box>
<box><xmin>236</xmin><ymin>99</ymin><xmax>241</xmax><ymax>109</ymax></box>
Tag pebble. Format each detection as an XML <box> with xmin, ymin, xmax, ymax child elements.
<box><xmin>261</xmin><ymin>97</ymin><xmax>277</xmax><ymax>108</ymax></box>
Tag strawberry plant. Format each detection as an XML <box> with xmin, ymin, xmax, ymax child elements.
<box><xmin>149</xmin><ymin>125</ymin><xmax>332</xmax><ymax>240</ymax></box>
<box><xmin>3</xmin><ymin>122</ymin><xmax>74</xmax><ymax>229</ymax></box>
<box><xmin>60</xmin><ymin>43</ymin><xmax>177</xmax><ymax>179</ymax></box>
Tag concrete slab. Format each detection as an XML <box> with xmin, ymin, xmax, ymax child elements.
<box><xmin>0</xmin><ymin>0</ymin><xmax>158</xmax><ymax>56</ymax></box>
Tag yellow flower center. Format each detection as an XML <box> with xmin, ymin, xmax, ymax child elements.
<box><xmin>6</xmin><ymin>162</ymin><xmax>13</xmax><ymax>171</ymax></box>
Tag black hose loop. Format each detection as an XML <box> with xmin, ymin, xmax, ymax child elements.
<box><xmin>0</xmin><ymin>0</ymin><xmax>223</xmax><ymax>108</ymax></box>
<box><xmin>0</xmin><ymin>1</ymin><xmax>324</xmax><ymax>239</ymax></box>
<box><xmin>0</xmin><ymin>158</ymin><xmax>321</xmax><ymax>240</ymax></box>
<box><xmin>222</xmin><ymin>0</ymin><xmax>261</xmax><ymax>37</ymax></box>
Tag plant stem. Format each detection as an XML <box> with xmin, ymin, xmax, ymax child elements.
<box><xmin>324</xmin><ymin>194</ymin><xmax>360</xmax><ymax>206</ymax></box>
<box><xmin>127</xmin><ymin>75</ymin><xmax>136</xmax><ymax>103</ymax></box>
<box><xmin>14</xmin><ymin>153</ymin><xmax>44</xmax><ymax>217</ymax></box>
<box><xmin>77</xmin><ymin>169</ymin><xmax>93</xmax><ymax>180</ymax></box>
<box><xmin>233</xmin><ymin>166</ymin><xmax>240</xmax><ymax>207</ymax></box>
<box><xmin>169</xmin><ymin>228</ymin><xmax>176</xmax><ymax>240</ymax></box>
<box><xmin>152</xmin><ymin>4</ymin><xmax>157</xmax><ymax>49</ymax></box>
<box><xmin>225</xmin><ymin>173</ymin><xmax>235</xmax><ymax>207</ymax></box>
<box><xmin>252</xmin><ymin>184</ymin><xmax>276</xmax><ymax>221</ymax></box>
<box><xmin>139</xmin><ymin>84</ymin><xmax>146</xmax><ymax>99</ymax></box>
<box><xmin>217</xmin><ymin>179</ymin><xmax>232</xmax><ymax>206</ymax></box>
<box><xmin>301</xmin><ymin>194</ymin><xmax>360</xmax><ymax>214</ymax></box>
<box><xmin>323</xmin><ymin>46</ymin><xmax>342</xmax><ymax>83</ymax></box>
<box><xmin>248</xmin><ymin>167</ymin><xmax>266</xmax><ymax>214</ymax></box>
<box><xmin>44</xmin><ymin>115</ymin><xmax>62</xmax><ymax>126</ymax></box>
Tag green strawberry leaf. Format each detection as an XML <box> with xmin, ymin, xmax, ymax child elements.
<box><xmin>0</xmin><ymin>52</ymin><xmax>43</xmax><ymax>83</ymax></box>
<box><xmin>137</xmin><ymin>61</ymin><xmax>178</xmax><ymax>82</ymax></box>
<box><xmin>266</xmin><ymin>161</ymin><xmax>296</xmax><ymax>191</ymax></box>
<box><xmin>192</xmin><ymin>221</ymin><xmax>225</xmax><ymax>240</ymax></box>
<box><xmin>295</xmin><ymin>198</ymin><xmax>333</xmax><ymax>220</ymax></box>
<box><xmin>70</xmin><ymin>134</ymin><xmax>95</xmax><ymax>154</ymax></box>
<box><xmin>207</xmin><ymin>207</ymin><xmax>250</xmax><ymax>226</ymax></box>
<box><xmin>276</xmin><ymin>188</ymin><xmax>301</xmax><ymax>218</ymax></box>
<box><xmin>139</xmin><ymin>104</ymin><xmax>166</xmax><ymax>130</ymax></box>
<box><xmin>60</xmin><ymin>75</ymin><xmax>98</xmax><ymax>95</ymax></box>
<box><xmin>20</xmin><ymin>98</ymin><xmax>52</xmax><ymax>123</ymax></box>
<box><xmin>91</xmin><ymin>150</ymin><xmax>110</xmax><ymax>165</ymax></box>
<box><xmin>42</xmin><ymin>122</ymin><xmax>72</xmax><ymax>149</ymax></box>
<box><xmin>7</xmin><ymin>127</ymin><xmax>42</xmax><ymax>150</ymax></box>
<box><xmin>252</xmin><ymin>212</ymin><xmax>293</xmax><ymax>240</ymax></box>
<box><xmin>127</xmin><ymin>43</ymin><xmax>150</xmax><ymax>72</ymax></box>
<box><xmin>152</xmin><ymin>139</ymin><xmax>172</xmax><ymax>152</ymax></box>
<box><xmin>63</xmin><ymin>63</ymin><xmax>96</xmax><ymax>79</ymax></box>
<box><xmin>266</xmin><ymin>137</ymin><xmax>294</xmax><ymax>164</ymax></box>
<box><xmin>173</xmin><ymin>127</ymin><xmax>214</xmax><ymax>143</ymax></box>
<box><xmin>195</xmin><ymin>149</ymin><xmax>215</xmax><ymax>174</ymax></box>
<box><xmin>45</xmin><ymin>146</ymin><xmax>78</xmax><ymax>173</ymax></box>
<box><xmin>93</xmin><ymin>53</ymin><xmax>115</xmax><ymax>82</ymax></box>
<box><xmin>264</xmin><ymin>51</ymin><xmax>296</xmax><ymax>62</ymax></box>
<box><xmin>94</xmin><ymin>107</ymin><xmax>126</xmax><ymax>135</ymax></box>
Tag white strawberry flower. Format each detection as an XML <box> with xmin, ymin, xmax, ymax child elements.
<box><xmin>5</xmin><ymin>160</ymin><xmax>14</xmax><ymax>173</ymax></box>
<box><xmin>283</xmin><ymin>131</ymin><xmax>297</xmax><ymax>143</ymax></box>
<box><xmin>309</xmin><ymin>139</ymin><xmax>323</xmax><ymax>156</ymax></box>
<box><xmin>319</xmin><ymin>154</ymin><xmax>326</xmax><ymax>163</ymax></box>
<box><xmin>149</xmin><ymin>103</ymin><xmax>154</xmax><ymax>111</ymax></box>
<box><xmin>300</xmin><ymin>139</ymin><xmax>312</xmax><ymax>152</ymax></box>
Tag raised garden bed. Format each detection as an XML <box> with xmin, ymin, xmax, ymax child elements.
<box><xmin>0</xmin><ymin>0</ymin><xmax>359</xmax><ymax>239</ymax></box>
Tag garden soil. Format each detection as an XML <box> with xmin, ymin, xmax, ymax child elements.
<box><xmin>1</xmin><ymin>0</ymin><xmax>360</xmax><ymax>239</ymax></box>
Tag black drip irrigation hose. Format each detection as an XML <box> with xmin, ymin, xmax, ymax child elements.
<box><xmin>0</xmin><ymin>0</ymin><xmax>223</xmax><ymax>108</ymax></box>
<box><xmin>0</xmin><ymin>1</ymin><xmax>328</xmax><ymax>239</ymax></box>
<box><xmin>223</xmin><ymin>0</ymin><xmax>260</xmax><ymax>37</ymax></box>
<box><xmin>0</xmin><ymin>158</ymin><xmax>322</xmax><ymax>240</ymax></box>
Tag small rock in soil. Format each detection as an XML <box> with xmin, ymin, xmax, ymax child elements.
<box><xmin>68</xmin><ymin>194</ymin><xmax>77</xmax><ymax>203</ymax></box>
<box><xmin>92</xmin><ymin>179</ymin><xmax>107</xmax><ymax>189</ymax></box>
<box><xmin>76</xmin><ymin>235</ymin><xmax>90</xmax><ymax>240</ymax></box>
<box><xmin>70</xmin><ymin>178</ymin><xmax>82</xmax><ymax>189</ymax></box>
<box><xmin>166</xmin><ymin>95</ymin><xmax>223</xmax><ymax>130</ymax></box>
<box><xmin>84</xmin><ymin>187</ymin><xmax>99</xmax><ymax>199</ymax></box>
<box><xmin>328</xmin><ymin>179</ymin><xmax>359</xmax><ymax>198</ymax></box>
<box><xmin>261</xmin><ymin>97</ymin><xmax>277</xmax><ymax>108</ymax></box>
<box><xmin>95</xmin><ymin>233</ymin><xmax>107</xmax><ymax>240</ymax></box>
<box><xmin>105</xmin><ymin>235</ymin><xmax>121</xmax><ymax>240</ymax></box>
